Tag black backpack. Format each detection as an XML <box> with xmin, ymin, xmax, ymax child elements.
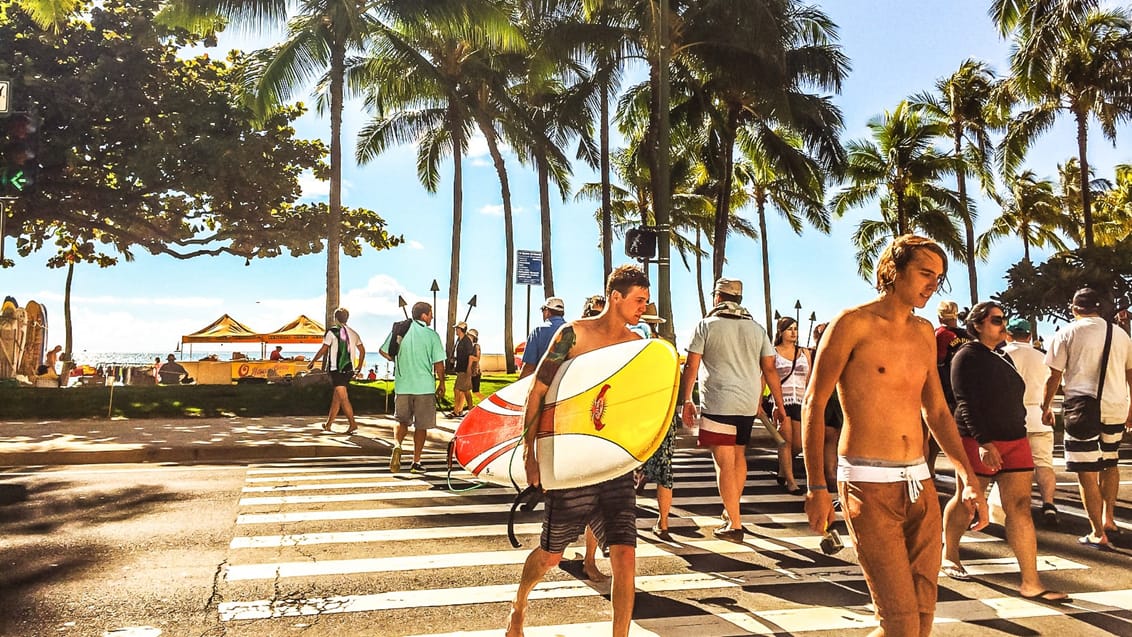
<box><xmin>386</xmin><ymin>319</ymin><xmax>413</xmax><ymax>359</ymax></box>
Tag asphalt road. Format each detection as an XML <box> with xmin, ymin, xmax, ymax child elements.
<box><xmin>2</xmin><ymin>446</ymin><xmax>1131</xmax><ymax>637</ymax></box>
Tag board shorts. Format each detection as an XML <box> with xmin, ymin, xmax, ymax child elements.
<box><xmin>540</xmin><ymin>473</ymin><xmax>637</xmax><ymax>554</ymax></box>
<box><xmin>330</xmin><ymin>370</ymin><xmax>353</xmax><ymax>387</ymax></box>
<box><xmin>1065</xmin><ymin>422</ymin><xmax>1125</xmax><ymax>472</ymax></box>
<box><xmin>1027</xmin><ymin>431</ymin><xmax>1054</xmax><ymax>470</ymax></box>
<box><xmin>698</xmin><ymin>413</ymin><xmax>755</xmax><ymax>447</ymax></box>
<box><xmin>961</xmin><ymin>437</ymin><xmax>1034</xmax><ymax>477</ymax></box>
<box><xmin>837</xmin><ymin>457</ymin><xmax>941</xmax><ymax>633</ymax></box>
<box><xmin>454</xmin><ymin>372</ymin><xmax>472</xmax><ymax>392</ymax></box>
<box><xmin>779</xmin><ymin>403</ymin><xmax>802</xmax><ymax>421</ymax></box>
<box><xmin>394</xmin><ymin>393</ymin><xmax>436</xmax><ymax>430</ymax></box>
<box><xmin>642</xmin><ymin>417</ymin><xmax>678</xmax><ymax>489</ymax></box>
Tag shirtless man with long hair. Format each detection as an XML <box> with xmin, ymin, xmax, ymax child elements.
<box><xmin>802</xmin><ymin>235</ymin><xmax>988</xmax><ymax>637</ymax></box>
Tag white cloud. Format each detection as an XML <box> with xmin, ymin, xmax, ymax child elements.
<box><xmin>407</xmin><ymin>240</ymin><xmax>424</xmax><ymax>250</ymax></box>
<box><xmin>298</xmin><ymin>173</ymin><xmax>353</xmax><ymax>201</ymax></box>
<box><xmin>478</xmin><ymin>204</ymin><xmax>525</xmax><ymax>216</ymax></box>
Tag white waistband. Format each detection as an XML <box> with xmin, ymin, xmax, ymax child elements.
<box><xmin>837</xmin><ymin>457</ymin><xmax>931</xmax><ymax>502</ymax></box>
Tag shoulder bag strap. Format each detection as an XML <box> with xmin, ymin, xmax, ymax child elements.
<box><xmin>1097</xmin><ymin>321</ymin><xmax>1113</xmax><ymax>402</ymax></box>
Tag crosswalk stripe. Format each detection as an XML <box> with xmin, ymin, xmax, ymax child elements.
<box><xmin>230</xmin><ymin>514</ymin><xmax>1002</xmax><ymax>550</ymax></box>
<box><xmin>404</xmin><ymin>588</ymin><xmax>1132</xmax><ymax>637</ymax></box>
<box><xmin>244</xmin><ymin>470</ymin><xmax>476</xmax><ymax>483</ymax></box>
<box><xmin>217</xmin><ymin>568</ymin><xmax>1104</xmax><ymax>623</ymax></box>
<box><xmin>225</xmin><ymin>537</ymin><xmax>1082</xmax><ymax>580</ymax></box>
<box><xmin>237</xmin><ymin>481</ymin><xmax>798</xmax><ymax>506</ymax></box>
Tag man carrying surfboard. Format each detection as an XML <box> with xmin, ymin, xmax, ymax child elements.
<box><xmin>680</xmin><ymin>276</ymin><xmax>786</xmax><ymax>541</ymax></box>
<box><xmin>506</xmin><ymin>264</ymin><xmax>650</xmax><ymax>637</ymax></box>
<box><xmin>801</xmin><ymin>234</ymin><xmax>988</xmax><ymax>637</ymax></box>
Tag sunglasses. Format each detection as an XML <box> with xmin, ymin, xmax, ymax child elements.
<box><xmin>987</xmin><ymin>316</ymin><xmax>1005</xmax><ymax>326</ymax></box>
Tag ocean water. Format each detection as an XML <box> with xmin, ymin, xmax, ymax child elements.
<box><xmin>74</xmin><ymin>350</ymin><xmax>319</xmax><ymax>366</ymax></box>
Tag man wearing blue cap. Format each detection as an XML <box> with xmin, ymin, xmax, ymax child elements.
<box><xmin>1003</xmin><ymin>317</ymin><xmax>1057</xmax><ymax>526</ymax></box>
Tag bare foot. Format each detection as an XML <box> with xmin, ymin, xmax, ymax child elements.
<box><xmin>321</xmin><ymin>423</ymin><xmax>333</xmax><ymax>433</ymax></box>
<box><xmin>505</xmin><ymin>603</ymin><xmax>525</xmax><ymax>637</ymax></box>
<box><xmin>345</xmin><ymin>426</ymin><xmax>357</xmax><ymax>434</ymax></box>
<box><xmin>583</xmin><ymin>561</ymin><xmax>610</xmax><ymax>583</ymax></box>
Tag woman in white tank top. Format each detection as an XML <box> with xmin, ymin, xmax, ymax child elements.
<box><xmin>772</xmin><ymin>317</ymin><xmax>812</xmax><ymax>495</ymax></box>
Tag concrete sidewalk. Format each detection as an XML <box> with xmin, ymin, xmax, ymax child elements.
<box><xmin>0</xmin><ymin>412</ymin><xmax>773</xmax><ymax>467</ymax></box>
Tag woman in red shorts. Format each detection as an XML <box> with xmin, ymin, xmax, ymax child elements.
<box><xmin>940</xmin><ymin>301</ymin><xmax>1068</xmax><ymax>603</ymax></box>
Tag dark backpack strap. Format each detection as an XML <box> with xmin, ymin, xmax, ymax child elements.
<box><xmin>1097</xmin><ymin>321</ymin><xmax>1114</xmax><ymax>403</ymax></box>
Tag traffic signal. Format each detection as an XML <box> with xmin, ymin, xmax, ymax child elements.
<box><xmin>1</xmin><ymin>113</ymin><xmax>39</xmax><ymax>195</ymax></box>
<box><xmin>625</xmin><ymin>226</ymin><xmax>657</xmax><ymax>260</ymax></box>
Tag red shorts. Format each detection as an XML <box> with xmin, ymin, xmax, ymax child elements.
<box><xmin>961</xmin><ymin>437</ymin><xmax>1034</xmax><ymax>477</ymax></box>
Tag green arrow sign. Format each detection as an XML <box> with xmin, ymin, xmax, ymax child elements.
<box><xmin>2</xmin><ymin>170</ymin><xmax>26</xmax><ymax>191</ymax></box>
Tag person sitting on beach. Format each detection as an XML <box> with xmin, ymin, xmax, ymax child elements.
<box><xmin>158</xmin><ymin>354</ymin><xmax>190</xmax><ymax>384</ymax></box>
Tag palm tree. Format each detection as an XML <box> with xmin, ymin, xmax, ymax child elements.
<box><xmin>832</xmin><ymin>101</ymin><xmax>965</xmax><ymax>278</ymax></box>
<box><xmin>734</xmin><ymin>129</ymin><xmax>827</xmax><ymax>330</ymax></box>
<box><xmin>1094</xmin><ymin>164</ymin><xmax>1132</xmax><ymax>245</ymax></box>
<box><xmin>910</xmin><ymin>59</ymin><xmax>1005</xmax><ymax>304</ymax></box>
<box><xmin>353</xmin><ymin>8</ymin><xmax>521</xmax><ymax>359</ymax></box>
<box><xmin>1055</xmin><ymin>157</ymin><xmax>1113</xmax><ymax>248</ymax></box>
<box><xmin>999</xmin><ymin>7</ymin><xmax>1132</xmax><ymax>249</ymax></box>
<box><xmin>978</xmin><ymin>169</ymin><xmax>1069</xmax><ymax>262</ymax></box>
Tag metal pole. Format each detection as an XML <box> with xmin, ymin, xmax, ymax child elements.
<box><xmin>655</xmin><ymin>0</ymin><xmax>673</xmax><ymax>340</ymax></box>
<box><xmin>526</xmin><ymin>285</ymin><xmax>532</xmax><ymax>336</ymax></box>
<box><xmin>430</xmin><ymin>279</ymin><xmax>439</xmax><ymax>330</ymax></box>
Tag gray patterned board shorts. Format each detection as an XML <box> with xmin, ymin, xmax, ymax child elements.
<box><xmin>540</xmin><ymin>473</ymin><xmax>637</xmax><ymax>554</ymax></box>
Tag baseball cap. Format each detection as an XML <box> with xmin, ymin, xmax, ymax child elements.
<box><xmin>467</xmin><ymin>328</ymin><xmax>478</xmax><ymax>339</ymax></box>
<box><xmin>1006</xmin><ymin>317</ymin><xmax>1031</xmax><ymax>335</ymax></box>
<box><xmin>713</xmin><ymin>277</ymin><xmax>742</xmax><ymax>296</ymax></box>
<box><xmin>937</xmin><ymin>300</ymin><xmax>959</xmax><ymax>320</ymax></box>
<box><xmin>455</xmin><ymin>321</ymin><xmax>468</xmax><ymax>331</ymax></box>
<box><xmin>1072</xmin><ymin>287</ymin><xmax>1102</xmax><ymax>311</ymax></box>
<box><xmin>641</xmin><ymin>303</ymin><xmax>666</xmax><ymax>324</ymax></box>
<box><xmin>541</xmin><ymin>297</ymin><xmax>565</xmax><ymax>312</ymax></box>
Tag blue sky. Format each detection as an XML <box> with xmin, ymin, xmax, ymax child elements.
<box><xmin>5</xmin><ymin>1</ymin><xmax>1132</xmax><ymax>361</ymax></box>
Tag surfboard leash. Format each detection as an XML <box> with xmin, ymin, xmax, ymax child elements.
<box><xmin>443</xmin><ymin>439</ymin><xmax>488</xmax><ymax>493</ymax></box>
<box><xmin>507</xmin><ymin>485</ymin><xmax>540</xmax><ymax>548</ymax></box>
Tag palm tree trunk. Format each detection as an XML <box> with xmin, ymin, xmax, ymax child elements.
<box><xmin>1075</xmin><ymin>108</ymin><xmax>1093</xmax><ymax>249</ymax></box>
<box><xmin>325</xmin><ymin>40</ymin><xmax>345</xmax><ymax>327</ymax></box>
<box><xmin>954</xmin><ymin>132</ymin><xmax>978</xmax><ymax>304</ymax></box>
<box><xmin>445</xmin><ymin>119</ymin><xmax>464</xmax><ymax>361</ymax></box>
<box><xmin>758</xmin><ymin>197</ymin><xmax>773</xmax><ymax>330</ymax></box>
<box><xmin>601</xmin><ymin>79</ymin><xmax>613</xmax><ymax>283</ymax></box>
<box><xmin>896</xmin><ymin>188</ymin><xmax>908</xmax><ymax>236</ymax></box>
<box><xmin>476</xmin><ymin>116</ymin><xmax>516</xmax><ymax>373</ymax></box>
<box><xmin>695</xmin><ymin>229</ymin><xmax>706</xmax><ymax>316</ymax></box>
<box><xmin>62</xmin><ymin>260</ymin><xmax>74</xmax><ymax>382</ymax></box>
<box><xmin>712</xmin><ymin>106</ymin><xmax>739</xmax><ymax>281</ymax></box>
<box><xmin>537</xmin><ymin>155</ymin><xmax>555</xmax><ymax>297</ymax></box>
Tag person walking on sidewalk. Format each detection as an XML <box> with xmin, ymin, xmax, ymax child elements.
<box><xmin>1042</xmin><ymin>287</ymin><xmax>1132</xmax><ymax>548</ymax></box>
<box><xmin>448</xmin><ymin>322</ymin><xmax>474</xmax><ymax>418</ymax></box>
<box><xmin>309</xmin><ymin>307</ymin><xmax>365</xmax><ymax>435</ymax></box>
<box><xmin>380</xmin><ymin>301</ymin><xmax>446</xmax><ymax>473</ymax></box>
<box><xmin>680</xmin><ymin>277</ymin><xmax>785</xmax><ymax>541</ymax></box>
<box><xmin>1002</xmin><ymin>317</ymin><xmax>1058</xmax><ymax>526</ymax></box>
<box><xmin>518</xmin><ymin>297</ymin><xmax>567</xmax><ymax>378</ymax></box>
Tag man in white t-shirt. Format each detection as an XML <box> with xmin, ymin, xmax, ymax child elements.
<box><xmin>679</xmin><ymin>277</ymin><xmax>785</xmax><ymax>541</ymax></box>
<box><xmin>1003</xmin><ymin>318</ymin><xmax>1056</xmax><ymax>526</ymax></box>
<box><xmin>1042</xmin><ymin>288</ymin><xmax>1132</xmax><ymax>548</ymax></box>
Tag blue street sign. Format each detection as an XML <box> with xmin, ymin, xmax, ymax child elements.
<box><xmin>516</xmin><ymin>250</ymin><xmax>543</xmax><ymax>286</ymax></box>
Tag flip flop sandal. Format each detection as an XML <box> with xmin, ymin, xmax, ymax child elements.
<box><xmin>1078</xmin><ymin>535</ymin><xmax>1111</xmax><ymax>550</ymax></box>
<box><xmin>940</xmin><ymin>562</ymin><xmax>971</xmax><ymax>581</ymax></box>
<box><xmin>1020</xmin><ymin>590</ymin><xmax>1071</xmax><ymax>605</ymax></box>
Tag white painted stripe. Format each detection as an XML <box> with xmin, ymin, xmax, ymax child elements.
<box><xmin>243</xmin><ymin>480</ymin><xmax>434</xmax><ymax>493</ymax></box>
<box><xmin>404</xmin><ymin>588</ymin><xmax>1132</xmax><ymax>636</ymax></box>
<box><xmin>245</xmin><ymin>471</ymin><xmax>475</xmax><ymax>483</ymax></box>
<box><xmin>239</xmin><ymin>486</ymin><xmax>514</xmax><ymax>506</ymax></box>
<box><xmin>236</xmin><ymin>502</ymin><xmax>518</xmax><ymax>525</ymax></box>
<box><xmin>247</xmin><ymin>457</ymin><xmax>448</xmax><ymax>474</ymax></box>
<box><xmin>218</xmin><ymin>572</ymin><xmax>1109</xmax><ymax>624</ymax></box>
<box><xmin>230</xmin><ymin>514</ymin><xmax>1004</xmax><ymax>549</ymax></box>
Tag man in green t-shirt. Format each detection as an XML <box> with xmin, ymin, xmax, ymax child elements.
<box><xmin>380</xmin><ymin>301</ymin><xmax>446</xmax><ymax>473</ymax></box>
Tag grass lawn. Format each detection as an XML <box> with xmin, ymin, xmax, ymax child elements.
<box><xmin>0</xmin><ymin>373</ymin><xmax>519</xmax><ymax>420</ymax></box>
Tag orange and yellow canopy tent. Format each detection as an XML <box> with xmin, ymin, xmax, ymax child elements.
<box><xmin>181</xmin><ymin>314</ymin><xmax>260</xmax><ymax>344</ymax></box>
<box><xmin>262</xmin><ymin>315</ymin><xmax>325</xmax><ymax>345</ymax></box>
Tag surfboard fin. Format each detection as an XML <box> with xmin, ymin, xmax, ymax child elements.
<box><xmin>507</xmin><ymin>485</ymin><xmax>540</xmax><ymax>548</ymax></box>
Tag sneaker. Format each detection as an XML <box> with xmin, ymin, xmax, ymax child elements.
<box><xmin>389</xmin><ymin>446</ymin><xmax>402</xmax><ymax>473</ymax></box>
<box><xmin>712</xmin><ymin>525</ymin><xmax>744</xmax><ymax>542</ymax></box>
<box><xmin>1041</xmin><ymin>503</ymin><xmax>1059</xmax><ymax>528</ymax></box>
<box><xmin>409</xmin><ymin>462</ymin><xmax>425</xmax><ymax>473</ymax></box>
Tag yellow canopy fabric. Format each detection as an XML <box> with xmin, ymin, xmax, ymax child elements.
<box><xmin>261</xmin><ymin>315</ymin><xmax>326</xmax><ymax>344</ymax></box>
<box><xmin>181</xmin><ymin>314</ymin><xmax>261</xmax><ymax>344</ymax></box>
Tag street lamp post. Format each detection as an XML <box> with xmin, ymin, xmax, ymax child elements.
<box><xmin>430</xmin><ymin>280</ymin><xmax>440</xmax><ymax>330</ymax></box>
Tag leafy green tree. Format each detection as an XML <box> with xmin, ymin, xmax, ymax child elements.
<box><xmin>910</xmin><ymin>59</ymin><xmax>1006</xmax><ymax>304</ymax></box>
<box><xmin>999</xmin><ymin>6</ymin><xmax>1132</xmax><ymax>249</ymax></box>
<box><xmin>997</xmin><ymin>241</ymin><xmax>1132</xmax><ymax>324</ymax></box>
<box><xmin>1094</xmin><ymin>164</ymin><xmax>1132</xmax><ymax>245</ymax></box>
<box><xmin>1</xmin><ymin>0</ymin><xmax>399</xmax><ymax>358</ymax></box>
<box><xmin>978</xmin><ymin>170</ymin><xmax>1069</xmax><ymax>262</ymax></box>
